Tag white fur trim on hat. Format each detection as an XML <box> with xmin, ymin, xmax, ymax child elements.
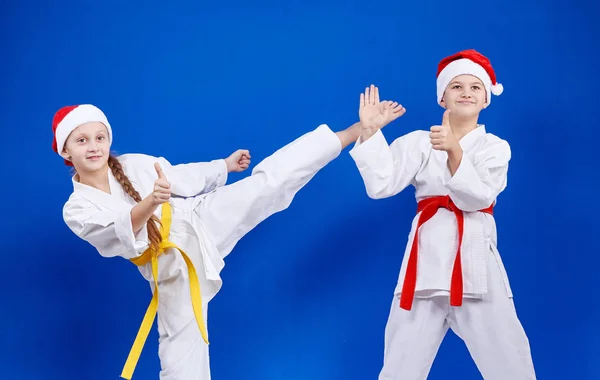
<box><xmin>55</xmin><ymin>104</ymin><xmax>112</xmax><ymax>155</ymax></box>
<box><xmin>491</xmin><ymin>82</ymin><xmax>504</xmax><ymax>95</ymax></box>
<box><xmin>436</xmin><ymin>58</ymin><xmax>493</xmax><ymax>105</ymax></box>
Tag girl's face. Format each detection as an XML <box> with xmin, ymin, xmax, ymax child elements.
<box><xmin>62</xmin><ymin>122</ymin><xmax>111</xmax><ymax>175</ymax></box>
<box><xmin>440</xmin><ymin>74</ymin><xmax>487</xmax><ymax>118</ymax></box>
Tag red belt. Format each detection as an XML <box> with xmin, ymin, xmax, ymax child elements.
<box><xmin>399</xmin><ymin>195</ymin><xmax>493</xmax><ymax>311</ymax></box>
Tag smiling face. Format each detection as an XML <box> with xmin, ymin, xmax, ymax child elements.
<box><xmin>440</xmin><ymin>74</ymin><xmax>488</xmax><ymax>118</ymax></box>
<box><xmin>61</xmin><ymin>122</ymin><xmax>111</xmax><ymax>176</ymax></box>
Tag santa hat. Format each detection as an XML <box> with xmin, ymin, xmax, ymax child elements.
<box><xmin>52</xmin><ymin>104</ymin><xmax>112</xmax><ymax>166</ymax></box>
<box><xmin>436</xmin><ymin>49</ymin><xmax>503</xmax><ymax>106</ymax></box>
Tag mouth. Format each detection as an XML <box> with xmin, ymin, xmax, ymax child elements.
<box><xmin>457</xmin><ymin>101</ymin><xmax>475</xmax><ymax>105</ymax></box>
<box><xmin>87</xmin><ymin>156</ymin><xmax>103</xmax><ymax>161</ymax></box>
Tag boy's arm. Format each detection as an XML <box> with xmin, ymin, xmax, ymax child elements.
<box><xmin>444</xmin><ymin>138</ymin><xmax>511</xmax><ymax>211</ymax></box>
<box><xmin>350</xmin><ymin>130</ymin><xmax>424</xmax><ymax>199</ymax></box>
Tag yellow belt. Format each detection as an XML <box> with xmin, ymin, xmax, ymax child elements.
<box><xmin>120</xmin><ymin>202</ymin><xmax>209</xmax><ymax>380</ymax></box>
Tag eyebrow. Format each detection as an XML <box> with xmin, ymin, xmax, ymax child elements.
<box><xmin>73</xmin><ymin>130</ymin><xmax>106</xmax><ymax>139</ymax></box>
<box><xmin>450</xmin><ymin>81</ymin><xmax>483</xmax><ymax>86</ymax></box>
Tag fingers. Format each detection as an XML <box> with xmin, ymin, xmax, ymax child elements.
<box><xmin>384</xmin><ymin>101</ymin><xmax>406</xmax><ymax>120</ymax></box>
<box><xmin>154</xmin><ymin>193</ymin><xmax>171</xmax><ymax>203</ymax></box>
<box><xmin>430</xmin><ymin>133</ymin><xmax>444</xmax><ymax>147</ymax></box>
<box><xmin>238</xmin><ymin>150</ymin><xmax>251</xmax><ymax>171</ymax></box>
<box><xmin>382</xmin><ymin>100</ymin><xmax>405</xmax><ymax>114</ymax></box>
<box><xmin>154</xmin><ymin>163</ymin><xmax>167</xmax><ymax>180</ymax></box>
<box><xmin>365</xmin><ymin>84</ymin><xmax>379</xmax><ymax>105</ymax></box>
<box><xmin>430</xmin><ymin>125</ymin><xmax>445</xmax><ymax>148</ymax></box>
<box><xmin>393</xmin><ymin>104</ymin><xmax>406</xmax><ymax>117</ymax></box>
<box><xmin>238</xmin><ymin>150</ymin><xmax>251</xmax><ymax>166</ymax></box>
<box><xmin>362</xmin><ymin>85</ymin><xmax>384</xmax><ymax>106</ymax></box>
<box><xmin>237</xmin><ymin>149</ymin><xmax>251</xmax><ymax>159</ymax></box>
<box><xmin>155</xmin><ymin>178</ymin><xmax>171</xmax><ymax>188</ymax></box>
<box><xmin>153</xmin><ymin>178</ymin><xmax>171</xmax><ymax>204</ymax></box>
<box><xmin>430</xmin><ymin>136</ymin><xmax>443</xmax><ymax>144</ymax></box>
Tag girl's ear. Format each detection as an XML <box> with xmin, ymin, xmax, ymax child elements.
<box><xmin>60</xmin><ymin>148</ymin><xmax>71</xmax><ymax>161</ymax></box>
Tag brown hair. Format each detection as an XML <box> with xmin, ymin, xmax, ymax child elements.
<box><xmin>107</xmin><ymin>155</ymin><xmax>163</xmax><ymax>252</ymax></box>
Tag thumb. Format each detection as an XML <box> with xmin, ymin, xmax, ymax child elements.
<box><xmin>442</xmin><ymin>109</ymin><xmax>451</xmax><ymax>127</ymax></box>
<box><xmin>154</xmin><ymin>162</ymin><xmax>167</xmax><ymax>180</ymax></box>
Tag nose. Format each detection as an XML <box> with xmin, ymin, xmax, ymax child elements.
<box><xmin>87</xmin><ymin>141</ymin><xmax>99</xmax><ymax>152</ymax></box>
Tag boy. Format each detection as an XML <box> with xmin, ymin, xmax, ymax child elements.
<box><xmin>350</xmin><ymin>50</ymin><xmax>536</xmax><ymax>379</ymax></box>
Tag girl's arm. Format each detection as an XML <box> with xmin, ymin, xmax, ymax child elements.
<box><xmin>64</xmin><ymin>199</ymin><xmax>149</xmax><ymax>259</ymax></box>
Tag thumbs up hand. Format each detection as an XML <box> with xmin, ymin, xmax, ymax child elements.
<box><xmin>430</xmin><ymin>110</ymin><xmax>459</xmax><ymax>152</ymax></box>
<box><xmin>152</xmin><ymin>163</ymin><xmax>171</xmax><ymax>206</ymax></box>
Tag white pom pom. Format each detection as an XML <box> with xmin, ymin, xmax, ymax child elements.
<box><xmin>491</xmin><ymin>82</ymin><xmax>504</xmax><ymax>95</ymax></box>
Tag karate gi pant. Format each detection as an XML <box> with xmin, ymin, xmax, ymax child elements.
<box><xmin>379</xmin><ymin>248</ymin><xmax>537</xmax><ymax>380</ymax></box>
<box><xmin>157</xmin><ymin>125</ymin><xmax>342</xmax><ymax>379</ymax></box>
<box><xmin>158</xmin><ymin>306</ymin><xmax>211</xmax><ymax>380</ymax></box>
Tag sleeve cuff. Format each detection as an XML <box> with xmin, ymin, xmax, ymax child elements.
<box><xmin>215</xmin><ymin>159</ymin><xmax>228</xmax><ymax>187</ymax></box>
<box><xmin>349</xmin><ymin>129</ymin><xmax>388</xmax><ymax>167</ymax></box>
<box><xmin>315</xmin><ymin>124</ymin><xmax>343</xmax><ymax>153</ymax></box>
<box><xmin>443</xmin><ymin>152</ymin><xmax>473</xmax><ymax>191</ymax></box>
<box><xmin>114</xmin><ymin>206</ymin><xmax>150</xmax><ymax>259</ymax></box>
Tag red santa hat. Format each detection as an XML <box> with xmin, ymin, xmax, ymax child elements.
<box><xmin>436</xmin><ymin>49</ymin><xmax>503</xmax><ymax>106</ymax></box>
<box><xmin>52</xmin><ymin>104</ymin><xmax>112</xmax><ymax>166</ymax></box>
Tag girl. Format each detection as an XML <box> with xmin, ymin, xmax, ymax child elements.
<box><xmin>53</xmin><ymin>101</ymin><xmax>400</xmax><ymax>379</ymax></box>
<box><xmin>350</xmin><ymin>50</ymin><xmax>537</xmax><ymax>379</ymax></box>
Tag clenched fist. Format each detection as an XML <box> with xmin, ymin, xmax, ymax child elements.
<box><xmin>225</xmin><ymin>149</ymin><xmax>251</xmax><ymax>173</ymax></box>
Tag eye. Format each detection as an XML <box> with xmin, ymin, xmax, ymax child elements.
<box><xmin>77</xmin><ymin>138</ymin><xmax>86</xmax><ymax>143</ymax></box>
<box><xmin>452</xmin><ymin>85</ymin><xmax>462</xmax><ymax>89</ymax></box>
<box><xmin>472</xmin><ymin>85</ymin><xmax>481</xmax><ymax>90</ymax></box>
<box><xmin>97</xmin><ymin>135</ymin><xmax>106</xmax><ymax>141</ymax></box>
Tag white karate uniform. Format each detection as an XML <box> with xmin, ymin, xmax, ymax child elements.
<box><xmin>349</xmin><ymin>126</ymin><xmax>536</xmax><ymax>379</ymax></box>
<box><xmin>63</xmin><ymin>124</ymin><xmax>342</xmax><ymax>379</ymax></box>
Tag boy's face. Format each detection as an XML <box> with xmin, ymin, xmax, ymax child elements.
<box><xmin>440</xmin><ymin>74</ymin><xmax>487</xmax><ymax>118</ymax></box>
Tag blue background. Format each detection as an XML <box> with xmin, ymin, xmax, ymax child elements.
<box><xmin>2</xmin><ymin>0</ymin><xmax>598</xmax><ymax>379</ymax></box>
